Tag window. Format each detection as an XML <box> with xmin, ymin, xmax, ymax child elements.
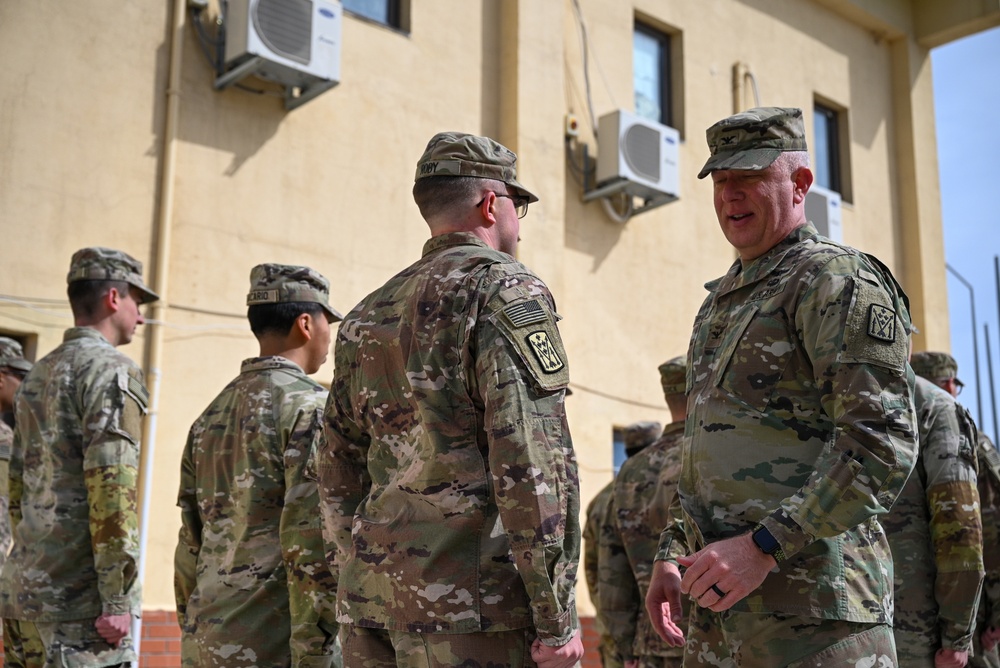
<box><xmin>634</xmin><ymin>22</ymin><xmax>671</xmax><ymax>126</ymax></box>
<box><xmin>814</xmin><ymin>104</ymin><xmax>841</xmax><ymax>194</ymax></box>
<box><xmin>812</xmin><ymin>100</ymin><xmax>852</xmax><ymax>201</ymax></box>
<box><xmin>612</xmin><ymin>426</ymin><xmax>626</xmax><ymax>475</ymax></box>
<box><xmin>342</xmin><ymin>0</ymin><xmax>402</xmax><ymax>29</ymax></box>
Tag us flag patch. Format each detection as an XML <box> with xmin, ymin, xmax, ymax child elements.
<box><xmin>503</xmin><ymin>299</ymin><xmax>547</xmax><ymax>328</ymax></box>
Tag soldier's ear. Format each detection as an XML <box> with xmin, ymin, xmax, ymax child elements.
<box><xmin>293</xmin><ymin>312</ymin><xmax>313</xmax><ymax>342</ymax></box>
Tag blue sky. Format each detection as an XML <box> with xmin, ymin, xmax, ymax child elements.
<box><xmin>933</xmin><ymin>25</ymin><xmax>1000</xmax><ymax>442</ymax></box>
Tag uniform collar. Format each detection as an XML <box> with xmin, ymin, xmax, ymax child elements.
<box><xmin>63</xmin><ymin>327</ymin><xmax>112</xmax><ymax>346</ymax></box>
<box><xmin>711</xmin><ymin>223</ymin><xmax>818</xmax><ymax>295</ymax></box>
<box><xmin>240</xmin><ymin>356</ymin><xmax>306</xmax><ymax>375</ymax></box>
<box><xmin>422</xmin><ymin>232</ymin><xmax>492</xmax><ymax>257</ymax></box>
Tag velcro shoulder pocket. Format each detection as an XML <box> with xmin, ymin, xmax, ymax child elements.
<box><xmin>841</xmin><ymin>272</ymin><xmax>907</xmax><ymax>372</ymax></box>
<box><xmin>491</xmin><ymin>296</ymin><xmax>570</xmax><ymax>393</ymax></box>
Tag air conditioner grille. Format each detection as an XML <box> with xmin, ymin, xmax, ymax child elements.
<box><xmin>253</xmin><ymin>0</ymin><xmax>313</xmax><ymax>65</ymax></box>
<box><xmin>623</xmin><ymin>124</ymin><xmax>661</xmax><ymax>182</ymax></box>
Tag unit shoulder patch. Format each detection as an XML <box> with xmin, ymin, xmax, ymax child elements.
<box><xmin>867</xmin><ymin>304</ymin><xmax>896</xmax><ymax>342</ymax></box>
<box><xmin>525</xmin><ymin>331</ymin><xmax>565</xmax><ymax>374</ymax></box>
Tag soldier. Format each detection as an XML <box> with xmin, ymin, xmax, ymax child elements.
<box><xmin>174</xmin><ymin>263</ymin><xmax>343</xmax><ymax>668</ymax></box>
<box><xmin>883</xmin><ymin>346</ymin><xmax>983</xmax><ymax>667</ymax></box>
<box><xmin>912</xmin><ymin>351</ymin><xmax>1000</xmax><ymax>668</ymax></box>
<box><xmin>586</xmin><ymin>421</ymin><xmax>659</xmax><ymax>668</ymax></box>
<box><xmin>0</xmin><ymin>337</ymin><xmax>32</xmax><ymax>568</ymax></box>
<box><xmin>319</xmin><ymin>132</ymin><xmax>583</xmax><ymax>668</ymax></box>
<box><xmin>0</xmin><ymin>247</ymin><xmax>158</xmax><ymax>667</ymax></box>
<box><xmin>600</xmin><ymin>359</ymin><xmax>687</xmax><ymax>668</ymax></box>
<box><xmin>584</xmin><ymin>477</ymin><xmax>623</xmax><ymax>668</ymax></box>
<box><xmin>645</xmin><ymin>107</ymin><xmax>917</xmax><ymax>665</ymax></box>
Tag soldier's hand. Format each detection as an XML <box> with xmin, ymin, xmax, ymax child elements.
<box><xmin>678</xmin><ymin>533</ymin><xmax>775</xmax><ymax>613</ymax></box>
<box><xmin>934</xmin><ymin>648</ymin><xmax>968</xmax><ymax>668</ymax></box>
<box><xmin>644</xmin><ymin>560</ymin><xmax>686</xmax><ymax>646</ymax></box>
<box><xmin>530</xmin><ymin>631</ymin><xmax>584</xmax><ymax>668</ymax></box>
<box><xmin>95</xmin><ymin>613</ymin><xmax>131</xmax><ymax>648</ymax></box>
<box><xmin>983</xmin><ymin>626</ymin><xmax>1000</xmax><ymax>651</ymax></box>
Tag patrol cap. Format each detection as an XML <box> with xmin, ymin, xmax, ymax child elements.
<box><xmin>910</xmin><ymin>351</ymin><xmax>963</xmax><ymax>388</ymax></box>
<box><xmin>698</xmin><ymin>107</ymin><xmax>807</xmax><ymax>179</ymax></box>
<box><xmin>414</xmin><ymin>132</ymin><xmax>539</xmax><ymax>203</ymax></box>
<box><xmin>0</xmin><ymin>337</ymin><xmax>32</xmax><ymax>374</ymax></box>
<box><xmin>658</xmin><ymin>356</ymin><xmax>686</xmax><ymax>398</ymax></box>
<box><xmin>67</xmin><ymin>247</ymin><xmax>160</xmax><ymax>304</ymax></box>
<box><xmin>624</xmin><ymin>420</ymin><xmax>662</xmax><ymax>456</ymax></box>
<box><xmin>246</xmin><ymin>263</ymin><xmax>343</xmax><ymax>322</ymax></box>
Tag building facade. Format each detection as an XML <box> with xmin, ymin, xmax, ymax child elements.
<box><xmin>1</xmin><ymin>0</ymin><xmax>997</xmax><ymax>663</ymax></box>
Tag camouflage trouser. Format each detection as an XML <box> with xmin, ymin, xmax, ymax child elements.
<box><xmin>341</xmin><ymin>624</ymin><xmax>565</xmax><ymax>668</ymax></box>
<box><xmin>2</xmin><ymin>618</ymin><xmax>136</xmax><ymax>668</ymax></box>
<box><xmin>683</xmin><ymin>605</ymin><xmax>897</xmax><ymax>667</ymax></box>
<box><xmin>635</xmin><ymin>655</ymin><xmax>683</xmax><ymax>668</ymax></box>
<box><xmin>599</xmin><ymin>632</ymin><xmax>624</xmax><ymax>668</ymax></box>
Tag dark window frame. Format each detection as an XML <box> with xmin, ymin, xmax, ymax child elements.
<box><xmin>342</xmin><ymin>0</ymin><xmax>402</xmax><ymax>29</ymax></box>
<box><xmin>814</xmin><ymin>103</ymin><xmax>842</xmax><ymax>195</ymax></box>
<box><xmin>633</xmin><ymin>21</ymin><xmax>672</xmax><ymax>127</ymax></box>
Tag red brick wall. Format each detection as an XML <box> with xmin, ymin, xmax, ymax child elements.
<box><xmin>0</xmin><ymin>611</ymin><xmax>602</xmax><ymax>667</ymax></box>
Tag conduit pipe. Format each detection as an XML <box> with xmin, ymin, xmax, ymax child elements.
<box><xmin>133</xmin><ymin>0</ymin><xmax>185</xmax><ymax>661</ymax></box>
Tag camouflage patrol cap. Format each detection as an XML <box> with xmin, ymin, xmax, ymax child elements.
<box><xmin>414</xmin><ymin>132</ymin><xmax>539</xmax><ymax>203</ymax></box>
<box><xmin>246</xmin><ymin>263</ymin><xmax>343</xmax><ymax>322</ymax></box>
<box><xmin>0</xmin><ymin>337</ymin><xmax>32</xmax><ymax>374</ymax></box>
<box><xmin>624</xmin><ymin>420</ymin><xmax>663</xmax><ymax>456</ymax></box>
<box><xmin>698</xmin><ymin>107</ymin><xmax>807</xmax><ymax>179</ymax></box>
<box><xmin>910</xmin><ymin>351</ymin><xmax>963</xmax><ymax>387</ymax></box>
<box><xmin>658</xmin><ymin>356</ymin><xmax>686</xmax><ymax>398</ymax></box>
<box><xmin>67</xmin><ymin>247</ymin><xmax>159</xmax><ymax>303</ymax></box>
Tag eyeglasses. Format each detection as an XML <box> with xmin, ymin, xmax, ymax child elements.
<box><xmin>475</xmin><ymin>192</ymin><xmax>529</xmax><ymax>219</ymax></box>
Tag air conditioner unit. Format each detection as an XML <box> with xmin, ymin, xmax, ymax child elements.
<box><xmin>805</xmin><ymin>184</ymin><xmax>843</xmax><ymax>243</ymax></box>
<box><xmin>595</xmin><ymin>109</ymin><xmax>680</xmax><ymax>203</ymax></box>
<box><xmin>219</xmin><ymin>0</ymin><xmax>341</xmax><ymax>109</ymax></box>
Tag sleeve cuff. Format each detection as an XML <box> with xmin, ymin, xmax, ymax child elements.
<box><xmin>535</xmin><ymin>606</ymin><xmax>579</xmax><ymax>647</ymax></box>
<box><xmin>759</xmin><ymin>513</ymin><xmax>809</xmax><ymax>561</ymax></box>
<box><xmin>102</xmin><ymin>595</ymin><xmax>132</xmax><ymax>616</ymax></box>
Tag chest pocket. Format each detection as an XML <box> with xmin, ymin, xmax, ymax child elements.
<box><xmin>712</xmin><ymin>302</ymin><xmax>797</xmax><ymax>414</ymax></box>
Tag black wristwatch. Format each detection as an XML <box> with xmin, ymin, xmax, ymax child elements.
<box><xmin>751</xmin><ymin>524</ymin><xmax>785</xmax><ymax>563</ymax></box>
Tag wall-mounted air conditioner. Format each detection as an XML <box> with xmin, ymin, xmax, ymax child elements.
<box><xmin>218</xmin><ymin>0</ymin><xmax>342</xmax><ymax>109</ymax></box>
<box><xmin>595</xmin><ymin>109</ymin><xmax>680</xmax><ymax>203</ymax></box>
<box><xmin>805</xmin><ymin>184</ymin><xmax>843</xmax><ymax>243</ymax></box>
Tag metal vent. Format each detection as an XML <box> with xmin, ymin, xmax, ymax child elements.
<box><xmin>252</xmin><ymin>0</ymin><xmax>313</xmax><ymax>65</ymax></box>
<box><xmin>622</xmin><ymin>123</ymin><xmax>661</xmax><ymax>183</ymax></box>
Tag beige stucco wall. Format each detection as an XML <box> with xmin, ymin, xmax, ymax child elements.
<box><xmin>0</xmin><ymin>0</ymin><xmax>987</xmax><ymax>616</ymax></box>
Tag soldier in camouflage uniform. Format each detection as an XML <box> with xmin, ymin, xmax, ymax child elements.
<box><xmin>600</xmin><ymin>359</ymin><xmax>687</xmax><ymax>668</ymax></box>
<box><xmin>645</xmin><ymin>108</ymin><xmax>917</xmax><ymax>666</ymax></box>
<box><xmin>883</xmin><ymin>347</ymin><xmax>983</xmax><ymax>666</ymax></box>
<box><xmin>585</xmin><ymin>479</ymin><xmax>624</xmax><ymax>668</ymax></box>
<box><xmin>174</xmin><ymin>263</ymin><xmax>343</xmax><ymax>668</ymax></box>
<box><xmin>0</xmin><ymin>247</ymin><xmax>159</xmax><ymax>667</ymax></box>
<box><xmin>319</xmin><ymin>132</ymin><xmax>583</xmax><ymax>668</ymax></box>
<box><xmin>911</xmin><ymin>352</ymin><xmax>1000</xmax><ymax>668</ymax></box>
<box><xmin>0</xmin><ymin>337</ymin><xmax>32</xmax><ymax>570</ymax></box>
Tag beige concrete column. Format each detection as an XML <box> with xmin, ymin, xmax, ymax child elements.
<box><xmin>495</xmin><ymin>0</ymin><xmax>568</xmax><ymax>300</ymax></box>
<box><xmin>891</xmin><ymin>36</ymin><xmax>950</xmax><ymax>351</ymax></box>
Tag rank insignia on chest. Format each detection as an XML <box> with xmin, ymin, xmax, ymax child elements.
<box><xmin>526</xmin><ymin>331</ymin><xmax>564</xmax><ymax>373</ymax></box>
<box><xmin>867</xmin><ymin>304</ymin><xmax>896</xmax><ymax>342</ymax></box>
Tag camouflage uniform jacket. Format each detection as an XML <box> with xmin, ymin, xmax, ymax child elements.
<box><xmin>884</xmin><ymin>376</ymin><xmax>983</xmax><ymax>653</ymax></box>
<box><xmin>175</xmin><ymin>356</ymin><xmax>338</xmax><ymax>667</ymax></box>
<box><xmin>977</xmin><ymin>434</ymin><xmax>1000</xmax><ymax>642</ymax></box>
<box><xmin>599</xmin><ymin>421</ymin><xmax>685</xmax><ymax>662</ymax></box>
<box><xmin>0</xmin><ymin>327</ymin><xmax>146</xmax><ymax>621</ymax></box>
<box><xmin>0</xmin><ymin>419</ymin><xmax>12</xmax><ymax>567</ymax></box>
<box><xmin>320</xmin><ymin>232</ymin><xmax>580</xmax><ymax>645</ymax></box>
<box><xmin>657</xmin><ymin>223</ymin><xmax>917</xmax><ymax>623</ymax></box>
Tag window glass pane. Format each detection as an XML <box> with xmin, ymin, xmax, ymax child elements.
<box><xmin>814</xmin><ymin>107</ymin><xmax>832</xmax><ymax>190</ymax></box>
<box><xmin>612</xmin><ymin>429</ymin><xmax>626</xmax><ymax>475</ymax></box>
<box><xmin>343</xmin><ymin>0</ymin><xmax>391</xmax><ymax>25</ymax></box>
<box><xmin>634</xmin><ymin>29</ymin><xmax>662</xmax><ymax>123</ymax></box>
